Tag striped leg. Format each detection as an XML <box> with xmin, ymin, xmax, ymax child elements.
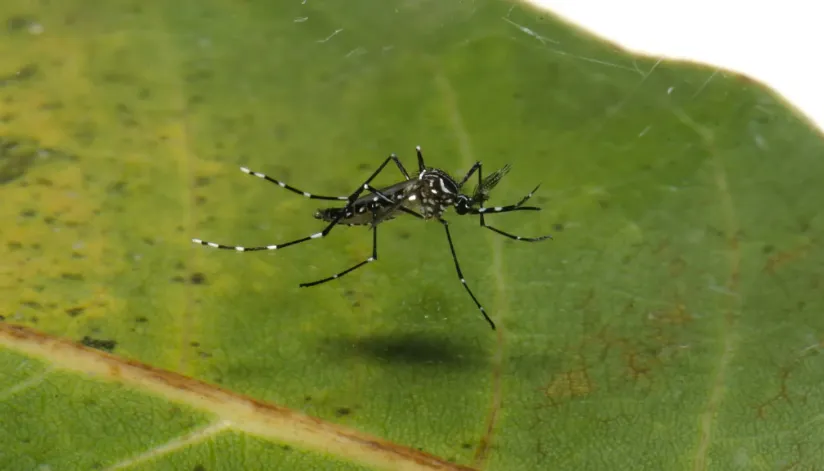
<box><xmin>438</xmin><ymin>218</ymin><xmax>496</xmax><ymax>330</ymax></box>
<box><xmin>298</xmin><ymin>188</ymin><xmax>426</xmax><ymax>287</ymax></box>
<box><xmin>238</xmin><ymin>153</ymin><xmax>412</xmax><ymax>201</ymax></box>
<box><xmin>239</xmin><ymin>166</ymin><xmax>348</xmax><ymax>201</ymax></box>
<box><xmin>469</xmin><ymin>163</ymin><xmax>552</xmax><ymax>242</ymax></box>
<box><xmin>192</xmin><ymin>154</ymin><xmax>411</xmax><ymax>252</ymax></box>
<box><xmin>299</xmin><ymin>206</ymin><xmax>380</xmax><ymax>287</ymax></box>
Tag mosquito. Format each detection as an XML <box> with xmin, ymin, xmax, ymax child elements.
<box><xmin>192</xmin><ymin>146</ymin><xmax>552</xmax><ymax>329</ymax></box>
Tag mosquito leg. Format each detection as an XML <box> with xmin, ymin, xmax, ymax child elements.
<box><xmin>477</xmin><ymin>184</ymin><xmax>542</xmax><ymax>213</ymax></box>
<box><xmin>192</xmin><ymin>154</ymin><xmax>408</xmax><ymax>251</ymax></box>
<box><xmin>191</xmin><ymin>218</ymin><xmax>337</xmax><ymax>252</ymax></box>
<box><xmin>389</xmin><ymin>153</ymin><xmax>412</xmax><ymax>180</ymax></box>
<box><xmin>471</xmin><ymin>184</ymin><xmax>552</xmax><ymax>241</ymax></box>
<box><xmin>300</xmin><ymin>207</ymin><xmax>380</xmax><ymax>287</ymax></box>
<box><xmin>363</xmin><ymin>184</ymin><xmax>399</xmax><ymax>205</ymax></box>
<box><xmin>361</xmin><ymin>184</ymin><xmax>425</xmax><ymax>218</ymax></box>
<box><xmin>438</xmin><ymin>218</ymin><xmax>496</xmax><ymax>330</ymax></box>
<box><xmin>239</xmin><ymin>148</ymin><xmax>413</xmax><ymax>201</ymax></box>
<box><xmin>397</xmin><ymin>207</ymin><xmax>425</xmax><ymax>219</ymax></box>
<box><xmin>458</xmin><ymin>161</ymin><xmax>482</xmax><ymax>187</ymax></box>
<box><xmin>416</xmin><ymin>146</ymin><xmax>426</xmax><ymax>173</ymax></box>
<box><xmin>480</xmin><ymin>224</ymin><xmax>552</xmax><ymax>242</ymax></box>
<box><xmin>239</xmin><ymin>166</ymin><xmax>349</xmax><ymax>201</ymax></box>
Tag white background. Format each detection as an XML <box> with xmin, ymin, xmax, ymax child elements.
<box><xmin>532</xmin><ymin>0</ymin><xmax>824</xmax><ymax>132</ymax></box>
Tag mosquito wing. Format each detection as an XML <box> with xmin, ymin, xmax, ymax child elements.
<box><xmin>315</xmin><ymin>179</ymin><xmax>417</xmax><ymax>226</ymax></box>
<box><xmin>369</xmin><ymin>179</ymin><xmax>419</xmax><ymax>225</ymax></box>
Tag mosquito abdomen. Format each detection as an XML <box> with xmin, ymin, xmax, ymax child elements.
<box><xmin>314</xmin><ymin>207</ymin><xmax>378</xmax><ymax>226</ymax></box>
<box><xmin>313</xmin><ymin>208</ymin><xmax>345</xmax><ymax>222</ymax></box>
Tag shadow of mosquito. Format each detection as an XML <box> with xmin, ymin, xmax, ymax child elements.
<box><xmin>322</xmin><ymin>330</ymin><xmax>489</xmax><ymax>369</ymax></box>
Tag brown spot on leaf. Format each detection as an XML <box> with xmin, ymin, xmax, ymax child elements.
<box><xmin>543</xmin><ymin>367</ymin><xmax>594</xmax><ymax>406</ymax></box>
<box><xmin>7</xmin><ymin>16</ymin><xmax>35</xmax><ymax>32</ymax></box>
<box><xmin>0</xmin><ymin>137</ymin><xmax>37</xmax><ymax>183</ymax></box>
<box><xmin>65</xmin><ymin>307</ymin><xmax>85</xmax><ymax>317</ymax></box>
<box><xmin>80</xmin><ymin>336</ymin><xmax>117</xmax><ymax>352</ymax></box>
<box><xmin>764</xmin><ymin>242</ymin><xmax>812</xmax><ymax>274</ymax></box>
<box><xmin>669</xmin><ymin>256</ymin><xmax>687</xmax><ymax>276</ymax></box>
<box><xmin>39</xmin><ymin>101</ymin><xmax>63</xmax><ymax>110</ymax></box>
<box><xmin>0</xmin><ymin>63</ymin><xmax>38</xmax><ymax>86</ymax></box>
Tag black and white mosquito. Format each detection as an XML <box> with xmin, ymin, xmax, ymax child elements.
<box><xmin>192</xmin><ymin>146</ymin><xmax>551</xmax><ymax>330</ymax></box>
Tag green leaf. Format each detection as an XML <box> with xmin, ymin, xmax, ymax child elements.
<box><xmin>2</xmin><ymin>1</ymin><xmax>823</xmax><ymax>470</ymax></box>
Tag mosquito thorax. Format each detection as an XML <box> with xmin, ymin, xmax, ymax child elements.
<box><xmin>415</xmin><ymin>169</ymin><xmax>461</xmax><ymax>218</ymax></box>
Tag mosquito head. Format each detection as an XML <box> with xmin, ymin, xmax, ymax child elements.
<box><xmin>454</xmin><ymin>164</ymin><xmax>512</xmax><ymax>215</ymax></box>
<box><xmin>454</xmin><ymin>194</ymin><xmax>475</xmax><ymax>215</ymax></box>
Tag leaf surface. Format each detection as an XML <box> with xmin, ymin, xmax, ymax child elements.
<box><xmin>1</xmin><ymin>1</ymin><xmax>823</xmax><ymax>470</ymax></box>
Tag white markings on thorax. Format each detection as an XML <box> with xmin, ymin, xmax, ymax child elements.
<box><xmin>438</xmin><ymin>178</ymin><xmax>453</xmax><ymax>194</ymax></box>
